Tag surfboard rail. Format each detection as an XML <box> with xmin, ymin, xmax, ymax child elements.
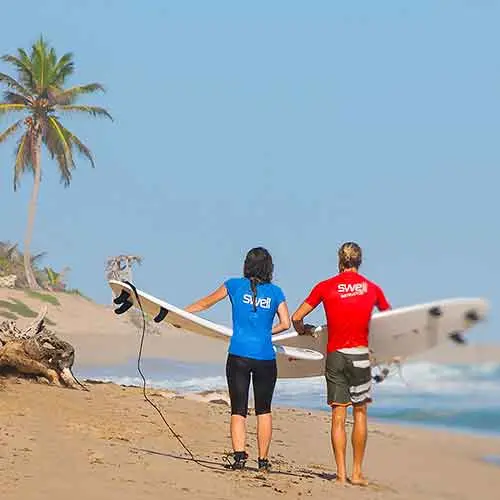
<box><xmin>108</xmin><ymin>280</ymin><xmax>489</xmax><ymax>379</ymax></box>
<box><xmin>108</xmin><ymin>279</ymin><xmax>323</xmax><ymax>362</ymax></box>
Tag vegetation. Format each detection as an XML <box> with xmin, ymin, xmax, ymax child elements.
<box><xmin>25</xmin><ymin>291</ymin><xmax>60</xmax><ymax>306</ymax></box>
<box><xmin>0</xmin><ymin>297</ymin><xmax>55</xmax><ymax>325</ymax></box>
<box><xmin>0</xmin><ymin>35</ymin><xmax>112</xmax><ymax>289</ymax></box>
<box><xmin>0</xmin><ymin>240</ymin><xmax>90</xmax><ymax>304</ymax></box>
<box><xmin>0</xmin><ymin>240</ymin><xmax>65</xmax><ymax>291</ymax></box>
<box><xmin>0</xmin><ymin>298</ymin><xmax>38</xmax><ymax>317</ymax></box>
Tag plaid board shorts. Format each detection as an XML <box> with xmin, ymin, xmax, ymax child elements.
<box><xmin>325</xmin><ymin>349</ymin><xmax>372</xmax><ymax>406</ymax></box>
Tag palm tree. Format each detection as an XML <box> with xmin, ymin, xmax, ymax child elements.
<box><xmin>0</xmin><ymin>36</ymin><xmax>112</xmax><ymax>289</ymax></box>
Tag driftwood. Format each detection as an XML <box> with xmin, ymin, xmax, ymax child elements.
<box><xmin>0</xmin><ymin>274</ymin><xmax>17</xmax><ymax>288</ymax></box>
<box><xmin>0</xmin><ymin>306</ymin><xmax>83</xmax><ymax>389</ymax></box>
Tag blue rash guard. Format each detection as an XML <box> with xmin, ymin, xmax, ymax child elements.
<box><xmin>224</xmin><ymin>277</ymin><xmax>286</xmax><ymax>361</ymax></box>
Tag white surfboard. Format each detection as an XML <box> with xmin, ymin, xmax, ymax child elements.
<box><xmin>108</xmin><ymin>280</ymin><xmax>324</xmax><ymax>367</ymax></box>
<box><xmin>272</xmin><ymin>297</ymin><xmax>490</xmax><ymax>378</ymax></box>
<box><xmin>108</xmin><ymin>280</ymin><xmax>489</xmax><ymax>380</ymax></box>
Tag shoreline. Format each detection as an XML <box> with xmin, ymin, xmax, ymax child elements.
<box><xmin>76</xmin><ymin>371</ymin><xmax>500</xmax><ymax>441</ymax></box>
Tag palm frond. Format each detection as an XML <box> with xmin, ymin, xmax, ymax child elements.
<box><xmin>30</xmin><ymin>251</ymin><xmax>47</xmax><ymax>264</ymax></box>
<box><xmin>3</xmin><ymin>91</ymin><xmax>31</xmax><ymax>105</ymax></box>
<box><xmin>44</xmin><ymin>116</ymin><xmax>75</xmax><ymax>185</ymax></box>
<box><xmin>62</xmin><ymin>125</ymin><xmax>95</xmax><ymax>169</ymax></box>
<box><xmin>28</xmin><ymin>37</ymin><xmax>74</xmax><ymax>94</ymax></box>
<box><xmin>43</xmin><ymin>116</ymin><xmax>95</xmax><ymax>173</ymax></box>
<box><xmin>56</xmin><ymin>104</ymin><xmax>113</xmax><ymax>120</ymax></box>
<box><xmin>31</xmin><ymin>36</ymin><xmax>50</xmax><ymax>92</ymax></box>
<box><xmin>0</xmin><ymin>119</ymin><xmax>23</xmax><ymax>144</ymax></box>
<box><xmin>0</xmin><ymin>72</ymin><xmax>31</xmax><ymax>97</ymax></box>
<box><xmin>13</xmin><ymin>131</ymin><xmax>33</xmax><ymax>191</ymax></box>
<box><xmin>47</xmin><ymin>118</ymin><xmax>95</xmax><ymax>173</ymax></box>
<box><xmin>52</xmin><ymin>52</ymin><xmax>74</xmax><ymax>87</ymax></box>
<box><xmin>1</xmin><ymin>52</ymin><xmax>35</xmax><ymax>91</ymax></box>
<box><xmin>52</xmin><ymin>83</ymin><xmax>106</xmax><ymax>105</ymax></box>
<box><xmin>0</xmin><ymin>103</ymin><xmax>28</xmax><ymax>116</ymax></box>
<box><xmin>5</xmin><ymin>243</ymin><xmax>19</xmax><ymax>261</ymax></box>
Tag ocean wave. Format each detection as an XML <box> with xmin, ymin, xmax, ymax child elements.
<box><xmin>80</xmin><ymin>360</ymin><xmax>500</xmax><ymax>434</ymax></box>
<box><xmin>84</xmin><ymin>361</ymin><xmax>500</xmax><ymax>401</ymax></box>
<box><xmin>369</xmin><ymin>406</ymin><xmax>500</xmax><ymax>435</ymax></box>
<box><xmin>92</xmin><ymin>374</ymin><xmax>228</xmax><ymax>392</ymax></box>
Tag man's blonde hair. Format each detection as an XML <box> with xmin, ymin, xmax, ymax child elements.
<box><xmin>338</xmin><ymin>242</ymin><xmax>362</xmax><ymax>271</ymax></box>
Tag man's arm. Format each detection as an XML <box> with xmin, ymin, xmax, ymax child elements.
<box><xmin>292</xmin><ymin>282</ymin><xmax>323</xmax><ymax>335</ymax></box>
<box><xmin>291</xmin><ymin>302</ymin><xmax>316</xmax><ymax>335</ymax></box>
<box><xmin>375</xmin><ymin>285</ymin><xmax>391</xmax><ymax>312</ymax></box>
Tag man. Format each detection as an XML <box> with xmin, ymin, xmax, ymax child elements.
<box><xmin>292</xmin><ymin>242</ymin><xmax>390</xmax><ymax>486</ymax></box>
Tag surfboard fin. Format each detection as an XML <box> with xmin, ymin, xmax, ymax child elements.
<box><xmin>114</xmin><ymin>300</ymin><xmax>133</xmax><ymax>315</ymax></box>
<box><xmin>113</xmin><ymin>289</ymin><xmax>131</xmax><ymax>305</ymax></box>
<box><xmin>428</xmin><ymin>306</ymin><xmax>442</xmax><ymax>318</ymax></box>
<box><xmin>153</xmin><ymin>307</ymin><xmax>169</xmax><ymax>323</ymax></box>
<box><xmin>465</xmin><ymin>309</ymin><xmax>480</xmax><ymax>323</ymax></box>
<box><xmin>449</xmin><ymin>331</ymin><xmax>467</xmax><ymax>345</ymax></box>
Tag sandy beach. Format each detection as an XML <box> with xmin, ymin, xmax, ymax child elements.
<box><xmin>1</xmin><ymin>377</ymin><xmax>499</xmax><ymax>500</ymax></box>
<box><xmin>2</xmin><ymin>289</ymin><xmax>500</xmax><ymax>499</ymax></box>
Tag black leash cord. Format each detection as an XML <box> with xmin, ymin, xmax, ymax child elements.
<box><xmin>124</xmin><ymin>281</ymin><xmax>223</xmax><ymax>471</ymax></box>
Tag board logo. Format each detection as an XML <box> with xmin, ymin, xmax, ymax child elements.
<box><xmin>337</xmin><ymin>282</ymin><xmax>368</xmax><ymax>298</ymax></box>
<box><xmin>242</xmin><ymin>294</ymin><xmax>271</xmax><ymax>309</ymax></box>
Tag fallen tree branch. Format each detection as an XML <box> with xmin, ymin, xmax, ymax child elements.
<box><xmin>0</xmin><ymin>306</ymin><xmax>84</xmax><ymax>389</ymax></box>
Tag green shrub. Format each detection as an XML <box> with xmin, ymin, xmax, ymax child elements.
<box><xmin>25</xmin><ymin>290</ymin><xmax>60</xmax><ymax>306</ymax></box>
<box><xmin>0</xmin><ymin>299</ymin><xmax>56</xmax><ymax>325</ymax></box>
<box><xmin>0</xmin><ymin>298</ymin><xmax>38</xmax><ymax>318</ymax></box>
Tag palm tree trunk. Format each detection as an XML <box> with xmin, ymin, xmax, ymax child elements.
<box><xmin>23</xmin><ymin>131</ymin><xmax>42</xmax><ymax>290</ymax></box>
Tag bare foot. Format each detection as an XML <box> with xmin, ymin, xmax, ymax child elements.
<box><xmin>336</xmin><ymin>474</ymin><xmax>348</xmax><ymax>485</ymax></box>
<box><xmin>350</xmin><ymin>476</ymin><xmax>369</xmax><ymax>487</ymax></box>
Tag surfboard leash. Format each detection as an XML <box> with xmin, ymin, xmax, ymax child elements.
<box><xmin>119</xmin><ymin>280</ymin><xmax>224</xmax><ymax>471</ymax></box>
<box><xmin>114</xmin><ymin>281</ymin><xmax>317</xmax><ymax>477</ymax></box>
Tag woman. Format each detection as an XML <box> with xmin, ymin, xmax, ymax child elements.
<box><xmin>185</xmin><ymin>247</ymin><xmax>290</xmax><ymax>471</ymax></box>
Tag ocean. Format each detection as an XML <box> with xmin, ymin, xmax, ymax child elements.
<box><xmin>75</xmin><ymin>358</ymin><xmax>500</xmax><ymax>437</ymax></box>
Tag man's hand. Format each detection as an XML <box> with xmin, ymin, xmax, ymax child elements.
<box><xmin>300</xmin><ymin>323</ymin><xmax>317</xmax><ymax>336</ymax></box>
<box><xmin>292</xmin><ymin>302</ymin><xmax>315</xmax><ymax>335</ymax></box>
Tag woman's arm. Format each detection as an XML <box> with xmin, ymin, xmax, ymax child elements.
<box><xmin>185</xmin><ymin>284</ymin><xmax>228</xmax><ymax>313</ymax></box>
<box><xmin>272</xmin><ymin>301</ymin><xmax>291</xmax><ymax>335</ymax></box>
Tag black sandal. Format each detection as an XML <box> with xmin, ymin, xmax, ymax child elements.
<box><xmin>258</xmin><ymin>458</ymin><xmax>271</xmax><ymax>471</ymax></box>
<box><xmin>225</xmin><ymin>451</ymin><xmax>248</xmax><ymax>470</ymax></box>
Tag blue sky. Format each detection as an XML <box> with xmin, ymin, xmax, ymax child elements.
<box><xmin>0</xmin><ymin>1</ymin><xmax>498</xmax><ymax>343</ymax></box>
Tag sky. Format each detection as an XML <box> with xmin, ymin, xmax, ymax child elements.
<box><xmin>0</xmin><ymin>0</ymin><xmax>498</xmax><ymax>343</ymax></box>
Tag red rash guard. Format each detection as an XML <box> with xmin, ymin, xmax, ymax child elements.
<box><xmin>305</xmin><ymin>271</ymin><xmax>391</xmax><ymax>353</ymax></box>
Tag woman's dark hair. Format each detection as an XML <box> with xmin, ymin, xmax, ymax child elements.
<box><xmin>243</xmin><ymin>247</ymin><xmax>274</xmax><ymax>311</ymax></box>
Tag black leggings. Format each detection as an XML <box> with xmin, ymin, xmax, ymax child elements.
<box><xmin>226</xmin><ymin>354</ymin><xmax>278</xmax><ymax>417</ymax></box>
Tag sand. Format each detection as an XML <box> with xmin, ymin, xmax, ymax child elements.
<box><xmin>0</xmin><ymin>377</ymin><xmax>499</xmax><ymax>500</ymax></box>
<box><xmin>0</xmin><ymin>289</ymin><xmax>228</xmax><ymax>365</ymax></box>
<box><xmin>2</xmin><ymin>288</ymin><xmax>500</xmax><ymax>499</ymax></box>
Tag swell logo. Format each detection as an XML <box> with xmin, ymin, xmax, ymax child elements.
<box><xmin>337</xmin><ymin>282</ymin><xmax>368</xmax><ymax>298</ymax></box>
<box><xmin>243</xmin><ymin>294</ymin><xmax>271</xmax><ymax>309</ymax></box>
